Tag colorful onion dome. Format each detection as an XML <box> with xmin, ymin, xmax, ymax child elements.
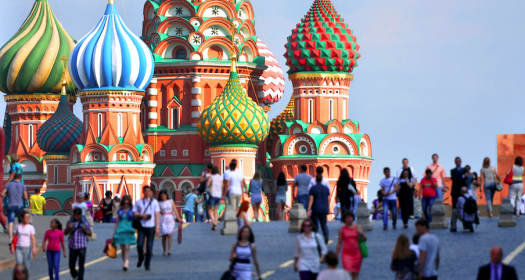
<box><xmin>69</xmin><ymin>0</ymin><xmax>154</xmax><ymax>92</ymax></box>
<box><xmin>284</xmin><ymin>0</ymin><xmax>360</xmax><ymax>74</ymax></box>
<box><xmin>266</xmin><ymin>96</ymin><xmax>295</xmax><ymax>152</ymax></box>
<box><xmin>256</xmin><ymin>39</ymin><xmax>285</xmax><ymax>105</ymax></box>
<box><xmin>36</xmin><ymin>81</ymin><xmax>82</xmax><ymax>152</ymax></box>
<box><xmin>0</xmin><ymin>0</ymin><xmax>76</xmax><ymax>94</ymax></box>
<box><xmin>197</xmin><ymin>55</ymin><xmax>270</xmax><ymax>146</ymax></box>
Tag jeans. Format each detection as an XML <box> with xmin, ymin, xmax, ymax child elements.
<box><xmin>103</xmin><ymin>214</ymin><xmax>113</xmax><ymax>223</ymax></box>
<box><xmin>435</xmin><ymin>186</ymin><xmax>443</xmax><ymax>200</ymax></box>
<box><xmin>137</xmin><ymin>227</ymin><xmax>155</xmax><ymax>269</ymax></box>
<box><xmin>196</xmin><ymin>214</ymin><xmax>204</xmax><ymax>222</ymax></box>
<box><xmin>296</xmin><ymin>194</ymin><xmax>309</xmax><ymax>210</ymax></box>
<box><xmin>15</xmin><ymin>246</ymin><xmax>31</xmax><ymax>269</ymax></box>
<box><xmin>204</xmin><ymin>193</ymin><xmax>211</xmax><ymax>220</ymax></box>
<box><xmin>382</xmin><ymin>199</ymin><xmax>397</xmax><ymax>227</ymax></box>
<box><xmin>7</xmin><ymin>205</ymin><xmax>23</xmax><ymax>223</ymax></box>
<box><xmin>299</xmin><ymin>271</ymin><xmax>318</xmax><ymax>280</ymax></box>
<box><xmin>508</xmin><ymin>183</ymin><xmax>523</xmax><ymax>213</ymax></box>
<box><xmin>422</xmin><ymin>196</ymin><xmax>436</xmax><ymax>223</ymax></box>
<box><xmin>184</xmin><ymin>210</ymin><xmax>194</xmax><ymax>223</ymax></box>
<box><xmin>310</xmin><ymin>212</ymin><xmax>328</xmax><ymax>238</ymax></box>
<box><xmin>69</xmin><ymin>248</ymin><xmax>86</xmax><ymax>280</ymax></box>
<box><xmin>47</xmin><ymin>250</ymin><xmax>61</xmax><ymax>280</ymax></box>
<box><xmin>484</xmin><ymin>184</ymin><xmax>496</xmax><ymax>212</ymax></box>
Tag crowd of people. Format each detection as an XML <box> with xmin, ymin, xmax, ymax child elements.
<box><xmin>2</xmin><ymin>154</ymin><xmax>524</xmax><ymax>280</ymax></box>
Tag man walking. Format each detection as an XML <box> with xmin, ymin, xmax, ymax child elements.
<box><xmin>133</xmin><ymin>186</ymin><xmax>160</xmax><ymax>271</ymax></box>
<box><xmin>294</xmin><ymin>165</ymin><xmax>312</xmax><ymax>210</ymax></box>
<box><xmin>476</xmin><ymin>246</ymin><xmax>518</xmax><ymax>280</ymax></box>
<box><xmin>64</xmin><ymin>208</ymin><xmax>92</xmax><ymax>280</ymax></box>
<box><xmin>222</xmin><ymin>159</ymin><xmax>246</xmax><ymax>211</ymax></box>
<box><xmin>308</xmin><ymin>166</ymin><xmax>330</xmax><ymax>244</ymax></box>
<box><xmin>29</xmin><ymin>187</ymin><xmax>46</xmax><ymax>216</ymax></box>
<box><xmin>450</xmin><ymin>157</ymin><xmax>468</xmax><ymax>209</ymax></box>
<box><xmin>380</xmin><ymin>167</ymin><xmax>398</xmax><ymax>230</ymax></box>
<box><xmin>396</xmin><ymin>158</ymin><xmax>418</xmax><ymax>185</ymax></box>
<box><xmin>425</xmin><ymin>154</ymin><xmax>448</xmax><ymax>200</ymax></box>
<box><xmin>450</xmin><ymin>187</ymin><xmax>476</xmax><ymax>233</ymax></box>
<box><xmin>1</xmin><ymin>173</ymin><xmax>28</xmax><ymax>243</ymax></box>
<box><xmin>416</xmin><ymin>219</ymin><xmax>440</xmax><ymax>280</ymax></box>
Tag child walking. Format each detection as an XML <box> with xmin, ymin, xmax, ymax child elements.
<box><xmin>42</xmin><ymin>219</ymin><xmax>66</xmax><ymax>280</ymax></box>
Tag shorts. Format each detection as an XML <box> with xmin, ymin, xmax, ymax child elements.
<box><xmin>208</xmin><ymin>197</ymin><xmax>222</xmax><ymax>207</ymax></box>
<box><xmin>8</xmin><ymin>206</ymin><xmax>23</xmax><ymax>223</ymax></box>
<box><xmin>275</xmin><ymin>196</ymin><xmax>286</xmax><ymax>203</ymax></box>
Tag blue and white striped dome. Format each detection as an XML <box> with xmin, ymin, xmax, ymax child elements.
<box><xmin>69</xmin><ymin>1</ymin><xmax>154</xmax><ymax>92</ymax></box>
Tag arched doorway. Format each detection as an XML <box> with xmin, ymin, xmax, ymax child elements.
<box><xmin>161</xmin><ymin>180</ymin><xmax>176</xmax><ymax>200</ymax></box>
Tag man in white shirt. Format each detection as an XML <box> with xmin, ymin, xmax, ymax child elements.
<box><xmin>416</xmin><ymin>219</ymin><xmax>440</xmax><ymax>280</ymax></box>
<box><xmin>308</xmin><ymin>175</ymin><xmax>330</xmax><ymax>191</ymax></box>
<box><xmin>396</xmin><ymin>158</ymin><xmax>418</xmax><ymax>184</ymax></box>
<box><xmin>380</xmin><ymin>167</ymin><xmax>398</xmax><ymax>230</ymax></box>
<box><xmin>425</xmin><ymin>154</ymin><xmax>448</xmax><ymax>200</ymax></box>
<box><xmin>222</xmin><ymin>159</ymin><xmax>246</xmax><ymax>211</ymax></box>
<box><xmin>133</xmin><ymin>186</ymin><xmax>160</xmax><ymax>271</ymax></box>
<box><xmin>450</xmin><ymin>187</ymin><xmax>475</xmax><ymax>233</ymax></box>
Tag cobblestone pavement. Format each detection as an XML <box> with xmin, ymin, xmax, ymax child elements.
<box><xmin>2</xmin><ymin>217</ymin><xmax>525</xmax><ymax>280</ymax></box>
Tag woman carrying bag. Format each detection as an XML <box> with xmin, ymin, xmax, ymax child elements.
<box><xmin>111</xmin><ymin>195</ymin><xmax>136</xmax><ymax>271</ymax></box>
<box><xmin>506</xmin><ymin>156</ymin><xmax>524</xmax><ymax>216</ymax></box>
<box><xmin>480</xmin><ymin>157</ymin><xmax>500</xmax><ymax>217</ymax></box>
<box><xmin>336</xmin><ymin>211</ymin><xmax>367</xmax><ymax>280</ymax></box>
<box><xmin>294</xmin><ymin>219</ymin><xmax>328</xmax><ymax>280</ymax></box>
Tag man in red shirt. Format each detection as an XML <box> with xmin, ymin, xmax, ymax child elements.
<box><xmin>425</xmin><ymin>154</ymin><xmax>449</xmax><ymax>201</ymax></box>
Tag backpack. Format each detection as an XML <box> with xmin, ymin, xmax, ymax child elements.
<box><xmin>463</xmin><ymin>195</ymin><xmax>477</xmax><ymax>215</ymax></box>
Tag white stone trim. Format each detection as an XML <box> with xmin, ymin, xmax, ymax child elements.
<box><xmin>191</xmin><ymin>99</ymin><xmax>202</xmax><ymax>106</ymax></box>
<box><xmin>191</xmin><ymin>88</ymin><xmax>201</xmax><ymax>94</ymax></box>
<box><xmin>192</xmin><ymin>77</ymin><xmax>201</xmax><ymax>83</ymax></box>
<box><xmin>148</xmin><ymin>88</ymin><xmax>158</xmax><ymax>96</ymax></box>
<box><xmin>148</xmin><ymin>124</ymin><xmax>158</xmax><ymax>128</ymax></box>
<box><xmin>150</xmin><ymin>79</ymin><xmax>158</xmax><ymax>84</ymax></box>
<box><xmin>191</xmin><ymin>111</ymin><xmax>201</xmax><ymax>118</ymax></box>
<box><xmin>82</xmin><ymin>109</ymin><xmax>141</xmax><ymax>114</ymax></box>
<box><xmin>11</xmin><ymin>120</ymin><xmax>47</xmax><ymax>124</ymax></box>
<box><xmin>287</xmin><ymin>137</ymin><xmax>315</xmax><ymax>155</ymax></box>
<box><xmin>148</xmin><ymin>112</ymin><xmax>158</xmax><ymax>119</ymax></box>
<box><xmin>191</xmin><ymin>123</ymin><xmax>198</xmax><ymax>127</ymax></box>
<box><xmin>240</xmin><ymin>79</ymin><xmax>246</xmax><ymax>84</ymax></box>
<box><xmin>148</xmin><ymin>100</ymin><xmax>158</xmax><ymax>107</ymax></box>
<box><xmin>159</xmin><ymin>179</ymin><xmax>178</xmax><ymax>190</ymax></box>
<box><xmin>69</xmin><ymin>163</ymin><xmax>156</xmax><ymax>170</ymax></box>
<box><xmin>295</xmin><ymin>94</ymin><xmax>348</xmax><ymax>98</ymax></box>
<box><xmin>320</xmin><ymin>137</ymin><xmax>354</xmax><ymax>155</ymax></box>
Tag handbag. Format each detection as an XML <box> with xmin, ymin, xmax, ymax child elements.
<box><xmin>495</xmin><ymin>180</ymin><xmax>503</xmax><ymax>192</ymax></box>
<box><xmin>504</xmin><ymin>168</ymin><xmax>513</xmax><ymax>185</ymax></box>
<box><xmin>132</xmin><ymin>198</ymin><xmax>153</xmax><ymax>229</ymax></box>
<box><xmin>103</xmin><ymin>239</ymin><xmax>117</xmax><ymax>258</ymax></box>
<box><xmin>358</xmin><ymin>237</ymin><xmax>368</xmax><ymax>258</ymax></box>
<box><xmin>314</xmin><ymin>233</ymin><xmax>322</xmax><ymax>257</ymax></box>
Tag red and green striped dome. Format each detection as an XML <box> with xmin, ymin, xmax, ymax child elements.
<box><xmin>284</xmin><ymin>0</ymin><xmax>360</xmax><ymax>74</ymax></box>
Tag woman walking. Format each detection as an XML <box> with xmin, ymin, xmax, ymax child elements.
<box><xmin>293</xmin><ymin>219</ymin><xmax>328</xmax><ymax>280</ymax></box>
<box><xmin>42</xmin><ymin>219</ymin><xmax>66</xmax><ymax>280</ymax></box>
<box><xmin>111</xmin><ymin>195</ymin><xmax>136</xmax><ymax>271</ymax></box>
<box><xmin>11</xmin><ymin>212</ymin><xmax>36</xmax><ymax>269</ymax></box>
<box><xmin>208</xmin><ymin>166</ymin><xmax>223</xmax><ymax>230</ymax></box>
<box><xmin>391</xmin><ymin>234</ymin><xmax>418</xmax><ymax>280</ymax></box>
<box><xmin>158</xmin><ymin>190</ymin><xmax>182</xmax><ymax>255</ymax></box>
<box><xmin>275</xmin><ymin>171</ymin><xmax>288</xmax><ymax>221</ymax></box>
<box><xmin>507</xmin><ymin>156</ymin><xmax>524</xmax><ymax>216</ymax></box>
<box><xmin>249</xmin><ymin>170</ymin><xmax>263</xmax><ymax>222</ymax></box>
<box><xmin>469</xmin><ymin>172</ymin><xmax>480</xmax><ymax>201</ymax></box>
<box><xmin>229</xmin><ymin>226</ymin><xmax>262</xmax><ymax>280</ymax></box>
<box><xmin>237</xmin><ymin>201</ymin><xmax>252</xmax><ymax>229</ymax></box>
<box><xmin>336</xmin><ymin>211</ymin><xmax>366</xmax><ymax>280</ymax></box>
<box><xmin>12</xmin><ymin>264</ymin><xmax>28</xmax><ymax>280</ymax></box>
<box><xmin>396</xmin><ymin>169</ymin><xmax>415</xmax><ymax>228</ymax></box>
<box><xmin>481</xmin><ymin>157</ymin><xmax>500</xmax><ymax>217</ymax></box>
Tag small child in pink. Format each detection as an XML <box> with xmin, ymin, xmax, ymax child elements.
<box><xmin>43</xmin><ymin>219</ymin><xmax>66</xmax><ymax>280</ymax></box>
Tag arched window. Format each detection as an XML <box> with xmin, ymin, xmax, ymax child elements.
<box><xmin>16</xmin><ymin>125</ymin><xmax>18</xmax><ymax>142</ymax></box>
<box><xmin>84</xmin><ymin>114</ymin><xmax>88</xmax><ymax>132</ymax></box>
<box><xmin>54</xmin><ymin>166</ymin><xmax>58</xmax><ymax>184</ymax></box>
<box><xmin>221</xmin><ymin>159</ymin><xmax>225</xmax><ymax>174</ymax></box>
<box><xmin>171</xmin><ymin>108</ymin><xmax>178</xmax><ymax>129</ymax></box>
<box><xmin>117</xmin><ymin>113</ymin><xmax>123</xmax><ymax>137</ymax></box>
<box><xmin>98</xmin><ymin>113</ymin><xmax>103</xmax><ymax>137</ymax></box>
<box><xmin>343</xmin><ymin>99</ymin><xmax>346</xmax><ymax>119</ymax></box>
<box><xmin>28</xmin><ymin>125</ymin><xmax>33</xmax><ymax>148</ymax></box>
<box><xmin>308</xmin><ymin>99</ymin><xmax>313</xmax><ymax>123</ymax></box>
<box><xmin>133</xmin><ymin>114</ymin><xmax>137</xmax><ymax>134</ymax></box>
<box><xmin>329</xmin><ymin>99</ymin><xmax>334</xmax><ymax>120</ymax></box>
<box><xmin>239</xmin><ymin>158</ymin><xmax>243</xmax><ymax>173</ymax></box>
<box><xmin>208</xmin><ymin>46</ymin><xmax>224</xmax><ymax>59</ymax></box>
<box><xmin>175</xmin><ymin>48</ymin><xmax>187</xmax><ymax>59</ymax></box>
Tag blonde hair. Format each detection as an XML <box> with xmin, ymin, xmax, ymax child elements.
<box><xmin>483</xmin><ymin>157</ymin><xmax>490</xmax><ymax>168</ymax></box>
<box><xmin>253</xmin><ymin>170</ymin><xmax>261</xmax><ymax>180</ymax></box>
<box><xmin>392</xmin><ymin>234</ymin><xmax>412</xmax><ymax>260</ymax></box>
<box><xmin>10</xmin><ymin>154</ymin><xmax>20</xmax><ymax>163</ymax></box>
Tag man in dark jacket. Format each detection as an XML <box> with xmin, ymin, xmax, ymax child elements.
<box><xmin>450</xmin><ymin>157</ymin><xmax>468</xmax><ymax>209</ymax></box>
<box><xmin>477</xmin><ymin>246</ymin><xmax>518</xmax><ymax>280</ymax></box>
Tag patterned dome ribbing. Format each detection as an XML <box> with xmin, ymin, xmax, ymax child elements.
<box><xmin>267</xmin><ymin>96</ymin><xmax>294</xmax><ymax>152</ymax></box>
<box><xmin>69</xmin><ymin>1</ymin><xmax>154</xmax><ymax>92</ymax></box>
<box><xmin>284</xmin><ymin>0</ymin><xmax>360</xmax><ymax>74</ymax></box>
<box><xmin>0</xmin><ymin>0</ymin><xmax>76</xmax><ymax>94</ymax></box>
<box><xmin>256</xmin><ymin>39</ymin><xmax>285</xmax><ymax>105</ymax></box>
<box><xmin>197</xmin><ymin>57</ymin><xmax>269</xmax><ymax>146</ymax></box>
<box><xmin>36</xmin><ymin>82</ymin><xmax>83</xmax><ymax>152</ymax></box>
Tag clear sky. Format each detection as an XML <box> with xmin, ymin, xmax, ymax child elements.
<box><xmin>1</xmin><ymin>0</ymin><xmax>525</xmax><ymax>200</ymax></box>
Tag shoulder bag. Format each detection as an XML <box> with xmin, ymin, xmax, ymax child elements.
<box><xmin>314</xmin><ymin>233</ymin><xmax>322</xmax><ymax>257</ymax></box>
<box><xmin>504</xmin><ymin>166</ymin><xmax>514</xmax><ymax>185</ymax></box>
<box><xmin>132</xmin><ymin>199</ymin><xmax>153</xmax><ymax>229</ymax></box>
<box><xmin>358</xmin><ymin>237</ymin><xmax>368</xmax><ymax>258</ymax></box>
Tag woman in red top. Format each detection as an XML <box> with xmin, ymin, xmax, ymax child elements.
<box><xmin>336</xmin><ymin>211</ymin><xmax>367</xmax><ymax>280</ymax></box>
<box><xmin>42</xmin><ymin>219</ymin><xmax>66</xmax><ymax>280</ymax></box>
<box><xmin>419</xmin><ymin>169</ymin><xmax>438</xmax><ymax>223</ymax></box>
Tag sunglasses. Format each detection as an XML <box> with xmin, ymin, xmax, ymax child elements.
<box><xmin>16</xmin><ymin>269</ymin><xmax>26</xmax><ymax>274</ymax></box>
<box><xmin>121</xmin><ymin>202</ymin><xmax>130</xmax><ymax>205</ymax></box>
<box><xmin>303</xmin><ymin>224</ymin><xmax>313</xmax><ymax>227</ymax></box>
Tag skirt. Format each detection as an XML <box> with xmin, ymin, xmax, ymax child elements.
<box><xmin>114</xmin><ymin>231</ymin><xmax>136</xmax><ymax>245</ymax></box>
<box><xmin>159</xmin><ymin>214</ymin><xmax>175</xmax><ymax>236</ymax></box>
<box><xmin>251</xmin><ymin>193</ymin><xmax>262</xmax><ymax>204</ymax></box>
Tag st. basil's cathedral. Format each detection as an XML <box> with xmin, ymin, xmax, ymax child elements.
<box><xmin>0</xmin><ymin>0</ymin><xmax>373</xmax><ymax>220</ymax></box>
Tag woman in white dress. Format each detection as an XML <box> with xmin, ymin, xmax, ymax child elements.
<box><xmin>158</xmin><ymin>189</ymin><xmax>182</xmax><ymax>256</ymax></box>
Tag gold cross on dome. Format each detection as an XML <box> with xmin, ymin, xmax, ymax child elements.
<box><xmin>60</xmin><ymin>55</ymin><xmax>68</xmax><ymax>75</ymax></box>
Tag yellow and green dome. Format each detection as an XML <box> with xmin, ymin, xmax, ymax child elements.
<box><xmin>0</xmin><ymin>0</ymin><xmax>76</xmax><ymax>94</ymax></box>
<box><xmin>197</xmin><ymin>57</ymin><xmax>270</xmax><ymax>146</ymax></box>
<box><xmin>267</xmin><ymin>96</ymin><xmax>294</xmax><ymax>152</ymax></box>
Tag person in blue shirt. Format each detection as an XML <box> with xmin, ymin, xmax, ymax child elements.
<box><xmin>184</xmin><ymin>188</ymin><xmax>203</xmax><ymax>223</ymax></box>
<box><xmin>308</xmin><ymin>167</ymin><xmax>330</xmax><ymax>244</ymax></box>
<box><xmin>8</xmin><ymin>154</ymin><xmax>23</xmax><ymax>184</ymax></box>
